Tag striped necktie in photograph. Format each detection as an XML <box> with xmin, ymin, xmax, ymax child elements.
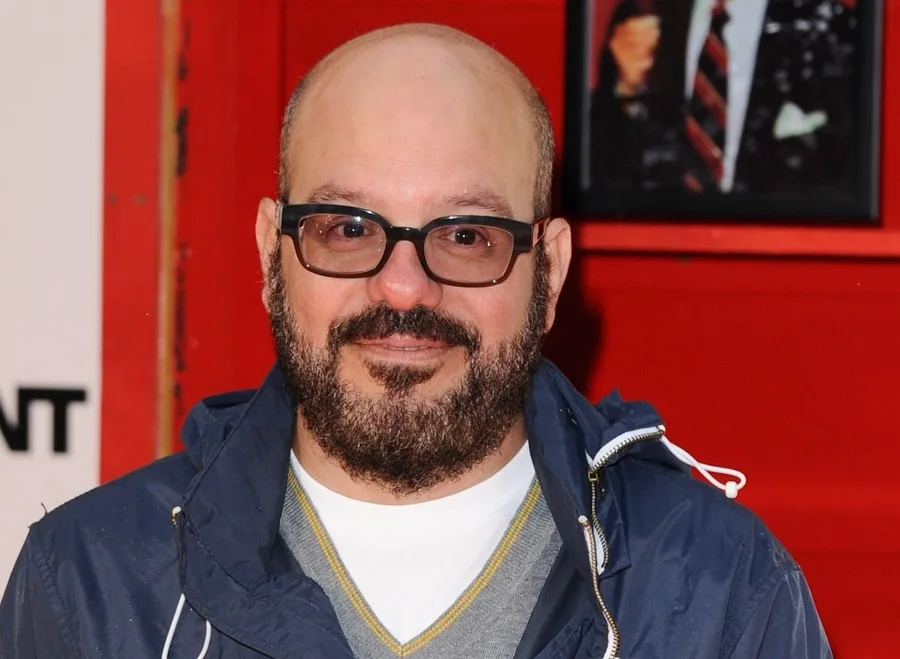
<box><xmin>683</xmin><ymin>0</ymin><xmax>730</xmax><ymax>192</ymax></box>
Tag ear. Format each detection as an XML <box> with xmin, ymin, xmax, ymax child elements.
<box><xmin>256</xmin><ymin>197</ymin><xmax>280</xmax><ymax>312</ymax></box>
<box><xmin>541</xmin><ymin>217</ymin><xmax>572</xmax><ymax>333</ymax></box>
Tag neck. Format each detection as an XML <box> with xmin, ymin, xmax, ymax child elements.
<box><xmin>294</xmin><ymin>416</ymin><xmax>529</xmax><ymax>505</ymax></box>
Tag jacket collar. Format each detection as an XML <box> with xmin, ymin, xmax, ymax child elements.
<box><xmin>176</xmin><ymin>359</ymin><xmax>665</xmax><ymax>652</ymax></box>
<box><xmin>525</xmin><ymin>361</ymin><xmax>666</xmax><ymax>584</ymax></box>
<box><xmin>176</xmin><ymin>366</ymin><xmax>351</xmax><ymax>656</ymax></box>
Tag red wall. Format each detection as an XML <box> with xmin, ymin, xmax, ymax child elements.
<box><xmin>102</xmin><ymin>0</ymin><xmax>166</xmax><ymax>478</ymax></box>
<box><xmin>110</xmin><ymin>1</ymin><xmax>900</xmax><ymax>656</ymax></box>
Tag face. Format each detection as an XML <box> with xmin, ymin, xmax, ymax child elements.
<box><xmin>267</xmin><ymin>244</ymin><xmax>548</xmax><ymax>493</ymax></box>
<box><xmin>258</xmin><ymin>36</ymin><xmax>571</xmax><ymax>493</ymax></box>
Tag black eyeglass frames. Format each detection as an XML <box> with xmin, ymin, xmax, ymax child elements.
<box><xmin>277</xmin><ymin>202</ymin><xmax>548</xmax><ymax>287</ymax></box>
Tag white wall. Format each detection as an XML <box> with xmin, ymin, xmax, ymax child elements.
<box><xmin>0</xmin><ymin>1</ymin><xmax>104</xmax><ymax>583</ymax></box>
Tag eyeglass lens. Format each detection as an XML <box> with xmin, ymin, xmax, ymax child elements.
<box><xmin>299</xmin><ymin>213</ymin><xmax>516</xmax><ymax>284</ymax></box>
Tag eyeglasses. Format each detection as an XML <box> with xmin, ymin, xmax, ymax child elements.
<box><xmin>277</xmin><ymin>203</ymin><xmax>549</xmax><ymax>287</ymax></box>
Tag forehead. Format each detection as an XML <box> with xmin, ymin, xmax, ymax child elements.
<box><xmin>288</xmin><ymin>38</ymin><xmax>537</xmax><ymax>220</ymax></box>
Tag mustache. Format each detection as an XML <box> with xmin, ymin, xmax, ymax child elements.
<box><xmin>328</xmin><ymin>304</ymin><xmax>481</xmax><ymax>354</ymax></box>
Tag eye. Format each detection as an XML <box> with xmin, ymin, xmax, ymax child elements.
<box><xmin>318</xmin><ymin>215</ymin><xmax>372</xmax><ymax>241</ymax></box>
<box><xmin>336</xmin><ymin>220</ymin><xmax>366</xmax><ymax>239</ymax></box>
<box><xmin>445</xmin><ymin>226</ymin><xmax>491</xmax><ymax>247</ymax></box>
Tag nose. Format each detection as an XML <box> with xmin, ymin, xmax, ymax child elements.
<box><xmin>366</xmin><ymin>241</ymin><xmax>443</xmax><ymax>311</ymax></box>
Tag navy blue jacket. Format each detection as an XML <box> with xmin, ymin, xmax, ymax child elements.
<box><xmin>0</xmin><ymin>360</ymin><xmax>831</xmax><ymax>657</ymax></box>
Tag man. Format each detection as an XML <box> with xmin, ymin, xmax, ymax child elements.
<box><xmin>590</xmin><ymin>0</ymin><xmax>858</xmax><ymax>195</ymax></box>
<box><xmin>0</xmin><ymin>23</ymin><xmax>830</xmax><ymax>658</ymax></box>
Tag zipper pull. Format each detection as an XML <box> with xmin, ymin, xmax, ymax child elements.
<box><xmin>170</xmin><ymin>505</ymin><xmax>183</xmax><ymax>528</ymax></box>
<box><xmin>588</xmin><ymin>465</ymin><xmax>605</xmax><ymax>497</ymax></box>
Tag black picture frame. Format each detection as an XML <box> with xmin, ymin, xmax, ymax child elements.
<box><xmin>562</xmin><ymin>0</ymin><xmax>883</xmax><ymax>224</ymax></box>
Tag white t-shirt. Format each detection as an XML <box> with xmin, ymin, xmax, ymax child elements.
<box><xmin>290</xmin><ymin>442</ymin><xmax>536</xmax><ymax>644</ymax></box>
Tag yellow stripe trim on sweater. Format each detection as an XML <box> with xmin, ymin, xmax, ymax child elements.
<box><xmin>288</xmin><ymin>471</ymin><xmax>542</xmax><ymax>657</ymax></box>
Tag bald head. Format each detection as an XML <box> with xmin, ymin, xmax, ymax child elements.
<box><xmin>278</xmin><ymin>23</ymin><xmax>554</xmax><ymax>219</ymax></box>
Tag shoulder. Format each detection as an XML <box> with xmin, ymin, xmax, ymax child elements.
<box><xmin>3</xmin><ymin>454</ymin><xmax>200</xmax><ymax>656</ymax></box>
<box><xmin>612</xmin><ymin>456</ymin><xmax>798</xmax><ymax>589</ymax></box>
<box><xmin>607</xmin><ymin>458</ymin><xmax>830</xmax><ymax>657</ymax></box>
<box><xmin>29</xmin><ymin>452</ymin><xmax>198</xmax><ymax>578</ymax></box>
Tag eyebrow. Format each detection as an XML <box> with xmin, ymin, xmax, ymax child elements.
<box><xmin>305</xmin><ymin>183</ymin><xmax>373</xmax><ymax>207</ymax></box>
<box><xmin>440</xmin><ymin>189</ymin><xmax>516</xmax><ymax>219</ymax></box>
<box><xmin>304</xmin><ymin>183</ymin><xmax>517</xmax><ymax>220</ymax></box>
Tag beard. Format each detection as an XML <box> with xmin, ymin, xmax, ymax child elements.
<box><xmin>267</xmin><ymin>245</ymin><xmax>549</xmax><ymax>495</ymax></box>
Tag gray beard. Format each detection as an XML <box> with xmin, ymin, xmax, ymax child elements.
<box><xmin>266</xmin><ymin>245</ymin><xmax>549</xmax><ymax>495</ymax></box>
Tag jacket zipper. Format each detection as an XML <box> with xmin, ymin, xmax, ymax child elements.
<box><xmin>578</xmin><ymin>425</ymin><xmax>666</xmax><ymax>659</ymax></box>
<box><xmin>587</xmin><ymin>424</ymin><xmax>667</xmax><ymax>474</ymax></box>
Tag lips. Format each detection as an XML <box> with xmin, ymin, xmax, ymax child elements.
<box><xmin>354</xmin><ymin>335</ymin><xmax>454</xmax><ymax>351</ymax></box>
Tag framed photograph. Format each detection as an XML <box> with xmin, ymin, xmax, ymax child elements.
<box><xmin>562</xmin><ymin>0</ymin><xmax>883</xmax><ymax>223</ymax></box>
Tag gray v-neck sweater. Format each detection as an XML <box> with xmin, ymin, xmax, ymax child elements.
<box><xmin>280</xmin><ymin>472</ymin><xmax>561</xmax><ymax>658</ymax></box>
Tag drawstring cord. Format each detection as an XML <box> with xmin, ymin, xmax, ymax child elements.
<box><xmin>658</xmin><ymin>435</ymin><xmax>747</xmax><ymax>499</ymax></box>
<box><xmin>587</xmin><ymin>425</ymin><xmax>747</xmax><ymax>499</ymax></box>
<box><xmin>161</xmin><ymin>593</ymin><xmax>211</xmax><ymax>659</ymax></box>
<box><xmin>163</xmin><ymin>506</ymin><xmax>212</xmax><ymax>659</ymax></box>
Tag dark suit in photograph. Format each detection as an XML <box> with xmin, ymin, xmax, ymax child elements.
<box><xmin>590</xmin><ymin>0</ymin><xmax>860</xmax><ymax>197</ymax></box>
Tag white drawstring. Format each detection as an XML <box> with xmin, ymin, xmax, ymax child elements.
<box><xmin>586</xmin><ymin>425</ymin><xmax>747</xmax><ymax>499</ymax></box>
<box><xmin>163</xmin><ymin>506</ymin><xmax>212</xmax><ymax>658</ymax></box>
<box><xmin>659</xmin><ymin>435</ymin><xmax>747</xmax><ymax>499</ymax></box>
<box><xmin>161</xmin><ymin>593</ymin><xmax>212</xmax><ymax>659</ymax></box>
